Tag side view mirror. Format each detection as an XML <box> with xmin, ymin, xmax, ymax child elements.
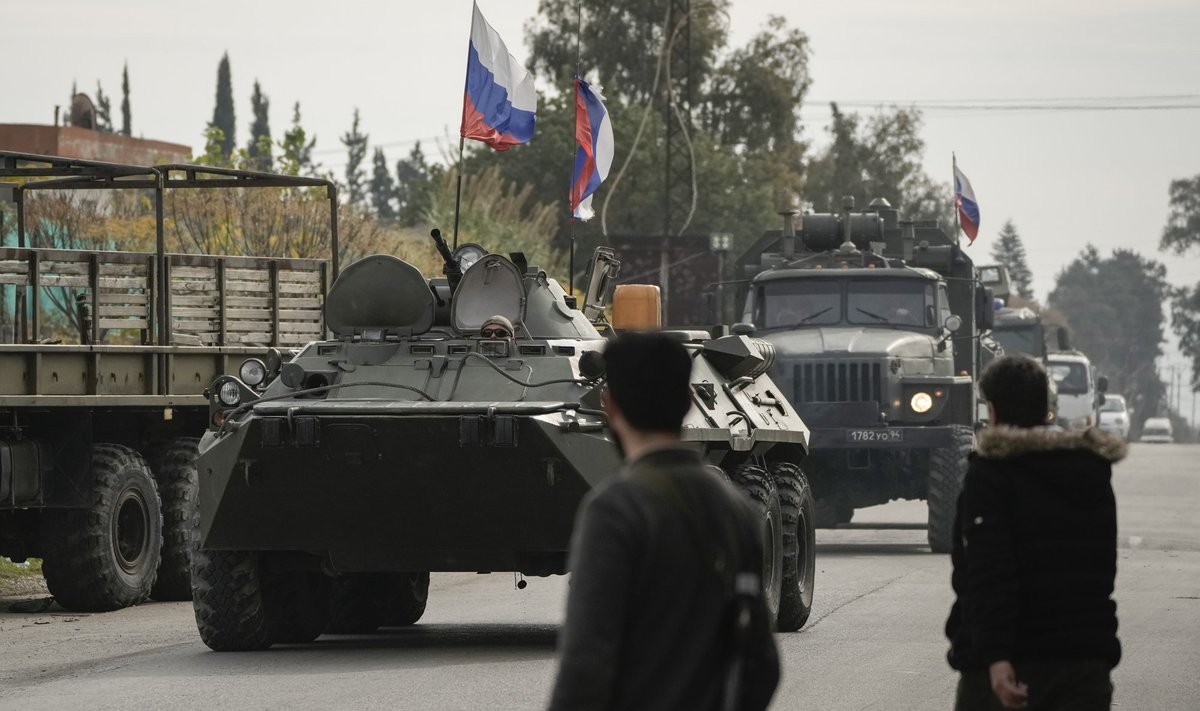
<box><xmin>731</xmin><ymin>322</ymin><xmax>756</xmax><ymax>336</ymax></box>
<box><xmin>1097</xmin><ymin>375</ymin><xmax>1109</xmax><ymax>393</ymax></box>
<box><xmin>975</xmin><ymin>286</ymin><xmax>996</xmax><ymax>331</ymax></box>
<box><xmin>1057</xmin><ymin>326</ymin><xmax>1071</xmax><ymax>351</ymax></box>
<box><xmin>944</xmin><ymin>315</ymin><xmax>963</xmax><ymax>333</ymax></box>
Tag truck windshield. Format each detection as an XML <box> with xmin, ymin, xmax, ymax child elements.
<box><xmin>756</xmin><ymin>277</ymin><xmax>936</xmax><ymax>329</ymax></box>
<box><xmin>847</xmin><ymin>280</ymin><xmax>934</xmax><ymax>327</ymax></box>
<box><xmin>757</xmin><ymin>280</ymin><xmax>842</xmax><ymax>328</ymax></box>
<box><xmin>994</xmin><ymin>326</ymin><xmax>1044</xmax><ymax>357</ymax></box>
<box><xmin>1047</xmin><ymin>362</ymin><xmax>1090</xmax><ymax>395</ymax></box>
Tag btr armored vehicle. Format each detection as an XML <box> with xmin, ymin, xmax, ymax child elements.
<box><xmin>734</xmin><ymin>198</ymin><xmax>994</xmax><ymax>552</ymax></box>
<box><xmin>191</xmin><ymin>236</ymin><xmax>816</xmax><ymax>650</ymax></box>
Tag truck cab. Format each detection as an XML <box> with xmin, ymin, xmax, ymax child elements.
<box><xmin>1045</xmin><ymin>351</ymin><xmax>1107</xmax><ymax>430</ymax></box>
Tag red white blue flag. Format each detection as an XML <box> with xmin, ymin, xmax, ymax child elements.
<box><xmin>954</xmin><ymin>158</ymin><xmax>980</xmax><ymax>243</ymax></box>
<box><xmin>570</xmin><ymin>77</ymin><xmax>614</xmax><ymax>221</ymax></box>
<box><xmin>460</xmin><ymin>2</ymin><xmax>537</xmax><ymax>151</ymax></box>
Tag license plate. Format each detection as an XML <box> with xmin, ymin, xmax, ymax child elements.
<box><xmin>846</xmin><ymin>428</ymin><xmax>904</xmax><ymax>443</ymax></box>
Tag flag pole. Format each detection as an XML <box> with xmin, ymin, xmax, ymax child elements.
<box><xmin>453</xmin><ymin>135</ymin><xmax>465</xmax><ymax>251</ymax></box>
<box><xmin>568</xmin><ymin>0</ymin><xmax>583</xmax><ymax>296</ymax></box>
<box><xmin>952</xmin><ymin>152</ymin><xmax>960</xmax><ymax>248</ymax></box>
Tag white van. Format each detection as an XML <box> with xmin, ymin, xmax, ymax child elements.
<box><xmin>1140</xmin><ymin>417</ymin><xmax>1174</xmax><ymax>444</ymax></box>
<box><xmin>1045</xmin><ymin>352</ymin><xmax>1105</xmax><ymax>430</ymax></box>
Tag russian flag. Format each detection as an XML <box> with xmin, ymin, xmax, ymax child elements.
<box><xmin>570</xmin><ymin>77</ymin><xmax>614</xmax><ymax>221</ymax></box>
<box><xmin>460</xmin><ymin>2</ymin><xmax>537</xmax><ymax>151</ymax></box>
<box><xmin>954</xmin><ymin>160</ymin><xmax>980</xmax><ymax>243</ymax></box>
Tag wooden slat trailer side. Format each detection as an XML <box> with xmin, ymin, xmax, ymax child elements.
<box><xmin>0</xmin><ymin>153</ymin><xmax>336</xmax><ymax>611</ymax></box>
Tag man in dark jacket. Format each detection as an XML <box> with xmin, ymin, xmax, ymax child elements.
<box><xmin>947</xmin><ymin>355</ymin><xmax>1123</xmax><ymax>710</ymax></box>
<box><xmin>547</xmin><ymin>333</ymin><xmax>779</xmax><ymax>711</ymax></box>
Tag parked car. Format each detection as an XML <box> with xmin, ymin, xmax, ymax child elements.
<box><xmin>1140</xmin><ymin>417</ymin><xmax>1174</xmax><ymax>444</ymax></box>
<box><xmin>1099</xmin><ymin>395</ymin><xmax>1132</xmax><ymax>440</ymax></box>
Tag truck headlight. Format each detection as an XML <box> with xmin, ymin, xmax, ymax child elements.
<box><xmin>218</xmin><ymin>380</ymin><xmax>243</xmax><ymax>407</ymax></box>
<box><xmin>910</xmin><ymin>392</ymin><xmax>933</xmax><ymax>413</ymax></box>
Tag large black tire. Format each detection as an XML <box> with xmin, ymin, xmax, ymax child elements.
<box><xmin>149</xmin><ymin>437</ymin><xmax>200</xmax><ymax>601</ymax></box>
<box><xmin>41</xmin><ymin>444</ymin><xmax>163</xmax><ymax>612</ymax></box>
<box><xmin>731</xmin><ymin>463</ymin><xmax>784</xmax><ymax>626</ymax></box>
<box><xmin>268</xmin><ymin>572</ymin><xmax>331</xmax><ymax>643</ymax></box>
<box><xmin>771</xmin><ymin>462</ymin><xmax>816</xmax><ymax>632</ymax></box>
<box><xmin>192</xmin><ymin>548</ymin><xmax>273</xmax><ymax>651</ymax></box>
<box><xmin>326</xmin><ymin>574</ymin><xmax>388</xmax><ymax>634</ymax></box>
<box><xmin>383</xmin><ymin>571</ymin><xmax>430</xmax><ymax>627</ymax></box>
<box><xmin>927</xmin><ymin>426</ymin><xmax>975</xmax><ymax>553</ymax></box>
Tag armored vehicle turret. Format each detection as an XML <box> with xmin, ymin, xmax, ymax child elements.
<box><xmin>191</xmin><ymin>236</ymin><xmax>816</xmax><ymax>650</ymax></box>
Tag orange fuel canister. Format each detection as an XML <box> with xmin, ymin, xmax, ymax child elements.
<box><xmin>611</xmin><ymin>284</ymin><xmax>662</xmax><ymax>331</ymax></box>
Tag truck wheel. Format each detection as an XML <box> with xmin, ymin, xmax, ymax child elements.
<box><xmin>382</xmin><ymin>572</ymin><xmax>430</xmax><ymax>627</ymax></box>
<box><xmin>267</xmin><ymin>572</ymin><xmax>330</xmax><ymax>643</ymax></box>
<box><xmin>731</xmin><ymin>464</ymin><xmax>784</xmax><ymax>626</ymax></box>
<box><xmin>326</xmin><ymin>574</ymin><xmax>387</xmax><ymax>634</ymax></box>
<box><xmin>41</xmin><ymin>444</ymin><xmax>163</xmax><ymax>612</ymax></box>
<box><xmin>149</xmin><ymin>438</ymin><xmax>200</xmax><ymax>601</ymax></box>
<box><xmin>927</xmin><ymin>426</ymin><xmax>975</xmax><ymax>554</ymax></box>
<box><xmin>771</xmin><ymin>462</ymin><xmax>816</xmax><ymax>632</ymax></box>
<box><xmin>192</xmin><ymin>548</ymin><xmax>273</xmax><ymax>651</ymax></box>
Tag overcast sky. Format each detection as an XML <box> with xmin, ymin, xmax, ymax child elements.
<box><xmin>5</xmin><ymin>0</ymin><xmax>1200</xmax><ymax>402</ymax></box>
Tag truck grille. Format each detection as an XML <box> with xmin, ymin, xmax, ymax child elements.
<box><xmin>793</xmin><ymin>361</ymin><xmax>883</xmax><ymax>404</ymax></box>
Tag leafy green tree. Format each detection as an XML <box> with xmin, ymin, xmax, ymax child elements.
<box><xmin>94</xmin><ymin>81</ymin><xmax>113</xmax><ymax>133</ymax></box>
<box><xmin>527</xmin><ymin>0</ymin><xmax>729</xmax><ymax>107</ymax></box>
<box><xmin>246</xmin><ymin>81</ymin><xmax>272</xmax><ymax>170</ymax></box>
<box><xmin>395</xmin><ymin>142</ymin><xmax>439</xmax><ymax>227</ymax></box>
<box><xmin>120</xmin><ymin>62</ymin><xmax>131</xmax><ymax>136</ymax></box>
<box><xmin>990</xmin><ymin>220</ymin><xmax>1034</xmax><ymax>299</ymax></box>
<box><xmin>340</xmin><ymin>109</ymin><xmax>368</xmax><ymax>207</ymax></box>
<box><xmin>210</xmin><ymin>53</ymin><xmax>236</xmax><ymax>159</ymax></box>
<box><xmin>804</xmin><ymin>103</ymin><xmax>951</xmax><ymax>226</ymax></box>
<box><xmin>278</xmin><ymin>102</ymin><xmax>317</xmax><ymax>176</ymax></box>
<box><xmin>1160</xmin><ymin>174</ymin><xmax>1200</xmax><ymax>393</ymax></box>
<box><xmin>370</xmin><ymin>148</ymin><xmax>397</xmax><ymax>220</ymax></box>
<box><xmin>1161</xmin><ymin>175</ymin><xmax>1200</xmax><ymax>255</ymax></box>
<box><xmin>1049</xmin><ymin>246</ymin><xmax>1169</xmax><ymax>426</ymax></box>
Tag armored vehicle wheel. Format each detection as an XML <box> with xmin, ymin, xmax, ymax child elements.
<box><xmin>326</xmin><ymin>574</ymin><xmax>388</xmax><ymax>634</ymax></box>
<box><xmin>192</xmin><ymin>549</ymin><xmax>273</xmax><ymax>651</ymax></box>
<box><xmin>731</xmin><ymin>464</ymin><xmax>784</xmax><ymax>626</ymax></box>
<box><xmin>41</xmin><ymin>444</ymin><xmax>162</xmax><ymax>612</ymax></box>
<box><xmin>771</xmin><ymin>462</ymin><xmax>816</xmax><ymax>632</ymax></box>
<box><xmin>383</xmin><ymin>571</ymin><xmax>430</xmax><ymax>627</ymax></box>
<box><xmin>268</xmin><ymin>572</ymin><xmax>331</xmax><ymax>643</ymax></box>
<box><xmin>149</xmin><ymin>438</ymin><xmax>200</xmax><ymax>601</ymax></box>
<box><xmin>927</xmin><ymin>426</ymin><xmax>975</xmax><ymax>554</ymax></box>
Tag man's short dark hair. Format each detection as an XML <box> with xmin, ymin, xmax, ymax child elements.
<box><xmin>603</xmin><ymin>333</ymin><xmax>693</xmax><ymax>433</ymax></box>
<box><xmin>979</xmin><ymin>355</ymin><xmax>1049</xmax><ymax>428</ymax></box>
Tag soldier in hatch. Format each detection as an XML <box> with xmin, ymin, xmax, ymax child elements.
<box><xmin>481</xmin><ymin>314</ymin><xmax>514</xmax><ymax>339</ymax></box>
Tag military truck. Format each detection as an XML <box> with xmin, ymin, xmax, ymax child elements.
<box><xmin>0</xmin><ymin>151</ymin><xmax>337</xmax><ymax>611</ymax></box>
<box><xmin>190</xmin><ymin>236</ymin><xmax>816</xmax><ymax>650</ymax></box>
<box><xmin>733</xmin><ymin>198</ymin><xmax>994</xmax><ymax>553</ymax></box>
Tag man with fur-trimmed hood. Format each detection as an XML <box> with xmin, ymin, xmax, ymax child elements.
<box><xmin>947</xmin><ymin>355</ymin><xmax>1124</xmax><ymax>710</ymax></box>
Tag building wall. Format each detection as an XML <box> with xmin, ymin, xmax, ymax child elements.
<box><xmin>0</xmin><ymin>124</ymin><xmax>190</xmax><ymax>165</ymax></box>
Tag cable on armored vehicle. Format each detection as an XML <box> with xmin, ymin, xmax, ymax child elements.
<box><xmin>461</xmin><ymin>352</ymin><xmax>596</xmax><ymax>388</ymax></box>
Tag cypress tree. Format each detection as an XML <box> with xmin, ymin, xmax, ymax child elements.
<box><xmin>95</xmin><ymin>81</ymin><xmax>113</xmax><ymax>133</ymax></box>
<box><xmin>280</xmin><ymin>102</ymin><xmax>317</xmax><ymax>176</ymax></box>
<box><xmin>246</xmin><ymin>80</ymin><xmax>272</xmax><ymax>170</ymax></box>
<box><xmin>121</xmin><ymin>62</ymin><xmax>131</xmax><ymax>136</ymax></box>
<box><xmin>340</xmin><ymin>109</ymin><xmax>368</xmax><ymax>207</ymax></box>
<box><xmin>210</xmin><ymin>53</ymin><xmax>236</xmax><ymax>160</ymax></box>
<box><xmin>370</xmin><ymin>148</ymin><xmax>397</xmax><ymax>220</ymax></box>
<box><xmin>990</xmin><ymin>219</ymin><xmax>1035</xmax><ymax>300</ymax></box>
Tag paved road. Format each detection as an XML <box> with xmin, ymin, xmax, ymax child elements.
<box><xmin>2</xmin><ymin>443</ymin><xmax>1198</xmax><ymax>710</ymax></box>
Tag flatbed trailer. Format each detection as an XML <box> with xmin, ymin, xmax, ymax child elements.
<box><xmin>0</xmin><ymin>152</ymin><xmax>335</xmax><ymax>610</ymax></box>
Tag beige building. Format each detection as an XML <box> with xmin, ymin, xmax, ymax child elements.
<box><xmin>0</xmin><ymin>123</ymin><xmax>190</xmax><ymax>165</ymax></box>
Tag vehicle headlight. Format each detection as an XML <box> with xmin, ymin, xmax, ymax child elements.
<box><xmin>910</xmin><ymin>392</ymin><xmax>933</xmax><ymax>413</ymax></box>
<box><xmin>218</xmin><ymin>380</ymin><xmax>242</xmax><ymax>407</ymax></box>
<box><xmin>239</xmin><ymin>358</ymin><xmax>267</xmax><ymax>387</ymax></box>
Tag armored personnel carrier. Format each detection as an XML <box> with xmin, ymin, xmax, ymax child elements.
<box><xmin>191</xmin><ymin>234</ymin><xmax>815</xmax><ymax>650</ymax></box>
<box><xmin>733</xmin><ymin>198</ymin><xmax>995</xmax><ymax>552</ymax></box>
